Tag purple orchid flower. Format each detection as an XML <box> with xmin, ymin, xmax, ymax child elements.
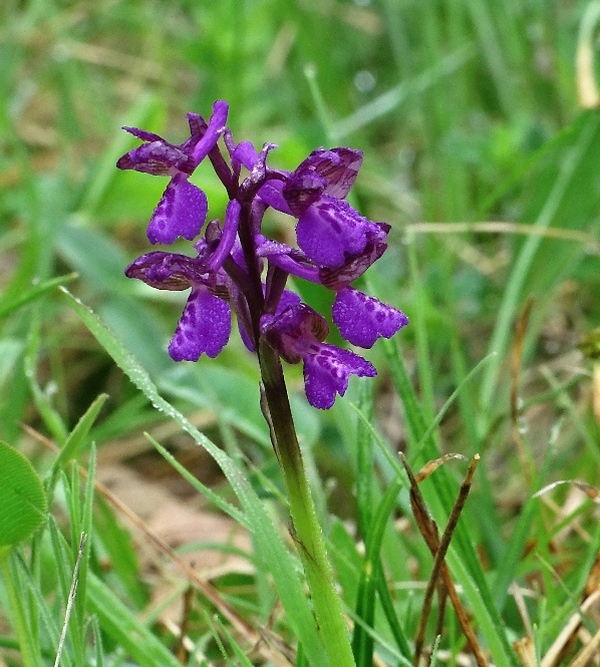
<box><xmin>124</xmin><ymin>249</ymin><xmax>231</xmax><ymax>360</ymax></box>
<box><xmin>263</xmin><ymin>303</ymin><xmax>376</xmax><ymax>409</ymax></box>
<box><xmin>283</xmin><ymin>148</ymin><xmax>382</xmax><ymax>269</ymax></box>
<box><xmin>118</xmin><ymin>102</ymin><xmax>408</xmax><ymax>408</ymax></box>
<box><xmin>117</xmin><ymin>101</ymin><xmax>229</xmax><ymax>244</ymax></box>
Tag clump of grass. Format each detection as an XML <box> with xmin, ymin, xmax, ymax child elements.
<box><xmin>1</xmin><ymin>1</ymin><xmax>600</xmax><ymax>666</ymax></box>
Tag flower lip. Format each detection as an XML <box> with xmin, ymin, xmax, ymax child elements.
<box><xmin>332</xmin><ymin>286</ymin><xmax>409</xmax><ymax>348</ymax></box>
<box><xmin>146</xmin><ymin>175</ymin><xmax>208</xmax><ymax>244</ymax></box>
<box><xmin>295</xmin><ymin>196</ymin><xmax>383</xmax><ymax>269</ymax></box>
<box><xmin>303</xmin><ymin>346</ymin><xmax>376</xmax><ymax>409</ymax></box>
<box><xmin>168</xmin><ymin>287</ymin><xmax>231</xmax><ymax>361</ymax></box>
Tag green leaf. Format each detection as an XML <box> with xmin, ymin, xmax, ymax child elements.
<box><xmin>353</xmin><ymin>478</ymin><xmax>406</xmax><ymax>666</ymax></box>
<box><xmin>479</xmin><ymin>112</ymin><xmax>600</xmax><ymax>417</ymax></box>
<box><xmin>0</xmin><ymin>442</ymin><xmax>47</xmax><ymax>550</ymax></box>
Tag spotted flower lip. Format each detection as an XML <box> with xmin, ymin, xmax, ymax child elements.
<box><xmin>168</xmin><ymin>287</ymin><xmax>231</xmax><ymax>361</ymax></box>
<box><xmin>333</xmin><ymin>286</ymin><xmax>409</xmax><ymax>348</ymax></box>
<box><xmin>121</xmin><ymin>102</ymin><xmax>409</xmax><ymax>408</ymax></box>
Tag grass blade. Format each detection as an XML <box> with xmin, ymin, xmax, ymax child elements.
<box><xmin>62</xmin><ymin>287</ymin><xmax>328</xmax><ymax>666</ymax></box>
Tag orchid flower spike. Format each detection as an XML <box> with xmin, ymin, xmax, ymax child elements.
<box><xmin>117</xmin><ymin>102</ymin><xmax>408</xmax><ymax>408</ymax></box>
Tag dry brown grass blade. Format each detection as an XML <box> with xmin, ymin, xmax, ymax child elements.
<box><xmin>514</xmin><ymin>635</ymin><xmax>537</xmax><ymax>667</ymax></box>
<box><xmin>405</xmin><ymin>222</ymin><xmax>600</xmax><ymax>255</ymax></box>
<box><xmin>415</xmin><ymin>453</ymin><xmax>468</xmax><ymax>483</ymax></box>
<box><xmin>23</xmin><ymin>424</ymin><xmax>294</xmax><ymax>667</ymax></box>
<box><xmin>173</xmin><ymin>585</ymin><xmax>194</xmax><ymax>664</ymax></box>
<box><xmin>533</xmin><ymin>479</ymin><xmax>600</xmax><ymax>504</ymax></box>
<box><xmin>510</xmin><ymin>582</ymin><xmax>534</xmax><ymax>641</ymax></box>
<box><xmin>401</xmin><ymin>452</ymin><xmax>486</xmax><ymax>667</ymax></box>
<box><xmin>540</xmin><ymin>589</ymin><xmax>600</xmax><ymax>667</ymax></box>
<box><xmin>568</xmin><ymin>627</ymin><xmax>600</xmax><ymax>667</ymax></box>
<box><xmin>576</xmin><ymin>1</ymin><xmax>600</xmax><ymax>109</ymax></box>
<box><xmin>510</xmin><ymin>296</ymin><xmax>535</xmax><ymax>485</ymax></box>
<box><xmin>511</xmin><ymin>297</ymin><xmax>534</xmax><ymax>427</ymax></box>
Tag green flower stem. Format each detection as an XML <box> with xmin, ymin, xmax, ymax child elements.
<box><xmin>258</xmin><ymin>340</ymin><xmax>356</xmax><ymax>667</ymax></box>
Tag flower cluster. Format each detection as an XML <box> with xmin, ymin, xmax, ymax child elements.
<box><xmin>118</xmin><ymin>101</ymin><xmax>408</xmax><ymax>409</ymax></box>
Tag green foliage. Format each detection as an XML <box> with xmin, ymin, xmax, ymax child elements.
<box><xmin>1</xmin><ymin>0</ymin><xmax>600</xmax><ymax>665</ymax></box>
<box><xmin>0</xmin><ymin>443</ymin><xmax>47</xmax><ymax>549</ymax></box>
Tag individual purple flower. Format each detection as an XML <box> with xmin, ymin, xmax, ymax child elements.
<box><xmin>117</xmin><ymin>101</ymin><xmax>229</xmax><ymax>245</ymax></box>
<box><xmin>282</xmin><ymin>148</ymin><xmax>387</xmax><ymax>272</ymax></box>
<box><xmin>125</xmin><ymin>250</ymin><xmax>231</xmax><ymax>361</ymax></box>
<box><xmin>256</xmin><ymin>237</ymin><xmax>408</xmax><ymax>348</ymax></box>
<box><xmin>264</xmin><ymin>303</ymin><xmax>376</xmax><ymax>409</ymax></box>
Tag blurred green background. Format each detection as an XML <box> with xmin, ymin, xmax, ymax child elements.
<box><xmin>2</xmin><ymin>0</ymin><xmax>600</xmax><ymax>491</ymax></box>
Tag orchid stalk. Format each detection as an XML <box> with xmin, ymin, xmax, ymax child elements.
<box><xmin>116</xmin><ymin>100</ymin><xmax>408</xmax><ymax>666</ymax></box>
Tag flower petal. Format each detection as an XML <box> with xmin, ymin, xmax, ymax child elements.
<box><xmin>122</xmin><ymin>126</ymin><xmax>165</xmax><ymax>143</ymax></box>
<box><xmin>283</xmin><ymin>169</ymin><xmax>327</xmax><ymax>216</ymax></box>
<box><xmin>230</xmin><ymin>140</ymin><xmax>259</xmax><ymax>173</ymax></box>
<box><xmin>185</xmin><ymin>112</ymin><xmax>205</xmax><ymax>136</ymax></box>
<box><xmin>147</xmin><ymin>174</ymin><xmax>208</xmax><ymax>244</ymax></box>
<box><xmin>303</xmin><ymin>345</ymin><xmax>376</xmax><ymax>409</ymax></box>
<box><xmin>190</xmin><ymin>100</ymin><xmax>229</xmax><ymax>165</ymax></box>
<box><xmin>332</xmin><ymin>287</ymin><xmax>409</xmax><ymax>348</ymax></box>
<box><xmin>258</xmin><ymin>178</ymin><xmax>292</xmax><ymax>214</ymax></box>
<box><xmin>125</xmin><ymin>251</ymin><xmax>206</xmax><ymax>290</ymax></box>
<box><xmin>168</xmin><ymin>288</ymin><xmax>231</xmax><ymax>361</ymax></box>
<box><xmin>320</xmin><ymin>148</ymin><xmax>363</xmax><ymax>198</ymax></box>
<box><xmin>209</xmin><ymin>200</ymin><xmax>241</xmax><ymax>271</ymax></box>
<box><xmin>292</xmin><ymin>147</ymin><xmax>363</xmax><ymax>201</ymax></box>
<box><xmin>319</xmin><ymin>223</ymin><xmax>389</xmax><ymax>290</ymax></box>
<box><xmin>116</xmin><ymin>140</ymin><xmax>196</xmax><ymax>175</ymax></box>
<box><xmin>296</xmin><ymin>196</ymin><xmax>377</xmax><ymax>268</ymax></box>
<box><xmin>263</xmin><ymin>303</ymin><xmax>329</xmax><ymax>364</ymax></box>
